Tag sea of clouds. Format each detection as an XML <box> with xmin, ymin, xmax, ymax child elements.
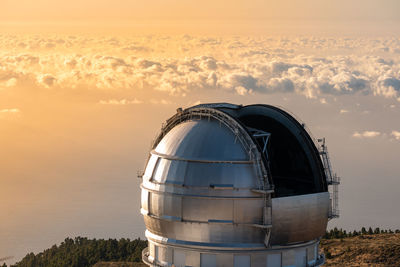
<box><xmin>2</xmin><ymin>33</ymin><xmax>400</xmax><ymax>267</ymax></box>
<box><xmin>1</xmin><ymin>34</ymin><xmax>400</xmax><ymax>102</ymax></box>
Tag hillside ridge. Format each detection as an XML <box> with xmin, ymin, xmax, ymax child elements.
<box><xmin>5</xmin><ymin>231</ymin><xmax>400</xmax><ymax>267</ymax></box>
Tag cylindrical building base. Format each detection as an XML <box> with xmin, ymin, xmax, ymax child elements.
<box><xmin>142</xmin><ymin>231</ymin><xmax>325</xmax><ymax>267</ymax></box>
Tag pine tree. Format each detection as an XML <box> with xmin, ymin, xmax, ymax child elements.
<box><xmin>361</xmin><ymin>227</ymin><xmax>367</xmax><ymax>234</ymax></box>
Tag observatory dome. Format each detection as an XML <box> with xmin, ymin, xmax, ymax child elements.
<box><xmin>140</xmin><ymin>103</ymin><xmax>339</xmax><ymax>267</ymax></box>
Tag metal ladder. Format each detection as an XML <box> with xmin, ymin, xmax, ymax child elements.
<box><xmin>318</xmin><ymin>138</ymin><xmax>340</xmax><ymax>219</ymax></box>
<box><xmin>248</xmin><ymin>127</ymin><xmax>273</xmax><ymax>246</ymax></box>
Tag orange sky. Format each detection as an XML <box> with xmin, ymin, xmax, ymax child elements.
<box><xmin>1</xmin><ymin>0</ymin><xmax>400</xmax><ymax>35</ymax></box>
<box><xmin>2</xmin><ymin>0</ymin><xmax>400</xmax><ymax>21</ymax></box>
<box><xmin>1</xmin><ymin>0</ymin><xmax>400</xmax><ymax>265</ymax></box>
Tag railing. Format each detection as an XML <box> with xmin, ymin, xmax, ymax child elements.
<box><xmin>318</xmin><ymin>138</ymin><xmax>340</xmax><ymax>219</ymax></box>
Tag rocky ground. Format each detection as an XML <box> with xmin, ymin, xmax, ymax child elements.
<box><xmin>321</xmin><ymin>233</ymin><xmax>400</xmax><ymax>266</ymax></box>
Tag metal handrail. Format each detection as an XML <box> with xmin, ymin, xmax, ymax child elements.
<box><xmin>318</xmin><ymin>138</ymin><xmax>340</xmax><ymax>219</ymax></box>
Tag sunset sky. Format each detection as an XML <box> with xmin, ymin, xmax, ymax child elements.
<box><xmin>1</xmin><ymin>0</ymin><xmax>400</xmax><ymax>265</ymax></box>
<box><xmin>2</xmin><ymin>0</ymin><xmax>400</xmax><ymax>21</ymax></box>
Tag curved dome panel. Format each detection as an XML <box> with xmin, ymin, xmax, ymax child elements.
<box><xmin>155</xmin><ymin>119</ymin><xmax>249</xmax><ymax>161</ymax></box>
<box><xmin>144</xmin><ymin>154</ymin><xmax>259</xmax><ymax>188</ymax></box>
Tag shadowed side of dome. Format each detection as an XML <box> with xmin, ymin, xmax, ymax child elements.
<box><xmin>218</xmin><ymin>104</ymin><xmax>328</xmax><ymax>197</ymax></box>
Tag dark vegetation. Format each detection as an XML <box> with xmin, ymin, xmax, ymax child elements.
<box><xmin>3</xmin><ymin>228</ymin><xmax>400</xmax><ymax>267</ymax></box>
<box><xmin>7</xmin><ymin>237</ymin><xmax>146</xmax><ymax>267</ymax></box>
<box><xmin>323</xmin><ymin>226</ymin><xmax>400</xmax><ymax>239</ymax></box>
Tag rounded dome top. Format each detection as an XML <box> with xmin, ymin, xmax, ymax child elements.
<box><xmin>155</xmin><ymin>119</ymin><xmax>249</xmax><ymax>162</ymax></box>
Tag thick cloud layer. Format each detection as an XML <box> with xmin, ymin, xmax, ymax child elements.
<box><xmin>1</xmin><ymin>34</ymin><xmax>400</xmax><ymax>102</ymax></box>
<box><xmin>1</xmin><ymin>33</ymin><xmax>400</xmax><ymax>266</ymax></box>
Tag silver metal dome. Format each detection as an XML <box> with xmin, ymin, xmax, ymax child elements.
<box><xmin>139</xmin><ymin>103</ymin><xmax>339</xmax><ymax>267</ymax></box>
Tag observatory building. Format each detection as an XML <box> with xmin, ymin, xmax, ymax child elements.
<box><xmin>139</xmin><ymin>103</ymin><xmax>339</xmax><ymax>267</ymax></box>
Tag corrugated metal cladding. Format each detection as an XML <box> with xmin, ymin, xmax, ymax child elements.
<box><xmin>140</xmin><ymin>103</ymin><xmax>330</xmax><ymax>267</ymax></box>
